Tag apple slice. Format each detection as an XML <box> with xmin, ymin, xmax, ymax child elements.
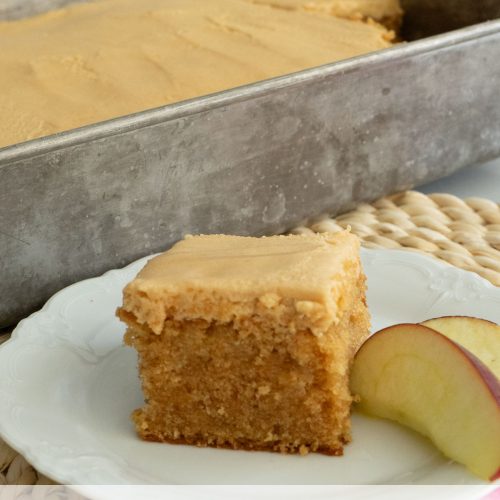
<box><xmin>421</xmin><ymin>316</ymin><xmax>500</xmax><ymax>379</ymax></box>
<box><xmin>350</xmin><ymin>324</ymin><xmax>500</xmax><ymax>481</ymax></box>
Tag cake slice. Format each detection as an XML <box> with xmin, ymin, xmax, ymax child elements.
<box><xmin>118</xmin><ymin>231</ymin><xmax>370</xmax><ymax>455</ymax></box>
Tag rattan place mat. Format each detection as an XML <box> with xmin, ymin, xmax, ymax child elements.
<box><xmin>294</xmin><ymin>190</ymin><xmax>500</xmax><ymax>286</ymax></box>
<box><xmin>1</xmin><ymin>190</ymin><xmax>499</xmax><ymax>487</ymax></box>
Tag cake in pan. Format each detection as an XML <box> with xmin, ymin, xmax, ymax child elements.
<box><xmin>118</xmin><ymin>231</ymin><xmax>370</xmax><ymax>454</ymax></box>
<box><xmin>0</xmin><ymin>0</ymin><xmax>400</xmax><ymax>148</ymax></box>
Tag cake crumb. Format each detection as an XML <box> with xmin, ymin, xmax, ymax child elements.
<box><xmin>299</xmin><ymin>445</ymin><xmax>310</xmax><ymax>456</ymax></box>
<box><xmin>257</xmin><ymin>385</ymin><xmax>271</xmax><ymax>396</ymax></box>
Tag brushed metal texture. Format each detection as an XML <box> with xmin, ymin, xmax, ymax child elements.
<box><xmin>1</xmin><ymin>3</ymin><xmax>500</xmax><ymax>327</ymax></box>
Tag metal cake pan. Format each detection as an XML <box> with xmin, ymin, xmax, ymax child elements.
<box><xmin>1</xmin><ymin>0</ymin><xmax>500</xmax><ymax>327</ymax></box>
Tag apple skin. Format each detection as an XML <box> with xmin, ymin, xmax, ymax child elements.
<box><xmin>421</xmin><ymin>316</ymin><xmax>500</xmax><ymax>380</ymax></box>
<box><xmin>350</xmin><ymin>323</ymin><xmax>500</xmax><ymax>481</ymax></box>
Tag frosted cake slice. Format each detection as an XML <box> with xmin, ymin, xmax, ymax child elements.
<box><xmin>118</xmin><ymin>231</ymin><xmax>370</xmax><ymax>455</ymax></box>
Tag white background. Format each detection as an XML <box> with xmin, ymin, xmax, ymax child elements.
<box><xmin>419</xmin><ymin>157</ymin><xmax>500</xmax><ymax>200</ymax></box>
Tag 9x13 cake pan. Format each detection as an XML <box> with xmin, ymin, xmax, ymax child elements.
<box><xmin>1</xmin><ymin>0</ymin><xmax>500</xmax><ymax>327</ymax></box>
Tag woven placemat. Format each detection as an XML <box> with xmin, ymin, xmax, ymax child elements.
<box><xmin>294</xmin><ymin>191</ymin><xmax>500</xmax><ymax>286</ymax></box>
<box><xmin>0</xmin><ymin>190</ymin><xmax>499</xmax><ymax>487</ymax></box>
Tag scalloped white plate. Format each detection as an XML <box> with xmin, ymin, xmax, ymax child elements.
<box><xmin>0</xmin><ymin>249</ymin><xmax>499</xmax><ymax>488</ymax></box>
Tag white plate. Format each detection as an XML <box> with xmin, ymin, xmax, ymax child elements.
<box><xmin>1</xmin><ymin>249</ymin><xmax>499</xmax><ymax>487</ymax></box>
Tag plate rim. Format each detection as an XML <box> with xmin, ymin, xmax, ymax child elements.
<box><xmin>1</xmin><ymin>247</ymin><xmax>499</xmax><ymax>487</ymax></box>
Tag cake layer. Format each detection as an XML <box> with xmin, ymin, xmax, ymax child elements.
<box><xmin>0</xmin><ymin>0</ymin><xmax>397</xmax><ymax>148</ymax></box>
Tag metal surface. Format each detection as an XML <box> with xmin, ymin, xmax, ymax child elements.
<box><xmin>401</xmin><ymin>0</ymin><xmax>500</xmax><ymax>39</ymax></box>
<box><xmin>1</xmin><ymin>4</ymin><xmax>500</xmax><ymax>327</ymax></box>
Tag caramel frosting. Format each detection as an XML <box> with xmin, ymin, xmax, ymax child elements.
<box><xmin>253</xmin><ymin>0</ymin><xmax>402</xmax><ymax>24</ymax></box>
<box><xmin>120</xmin><ymin>231</ymin><xmax>361</xmax><ymax>335</ymax></box>
<box><xmin>0</xmin><ymin>0</ymin><xmax>397</xmax><ymax>148</ymax></box>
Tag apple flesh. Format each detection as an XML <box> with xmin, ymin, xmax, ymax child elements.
<box><xmin>421</xmin><ymin>316</ymin><xmax>500</xmax><ymax>380</ymax></box>
<box><xmin>350</xmin><ymin>323</ymin><xmax>500</xmax><ymax>481</ymax></box>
